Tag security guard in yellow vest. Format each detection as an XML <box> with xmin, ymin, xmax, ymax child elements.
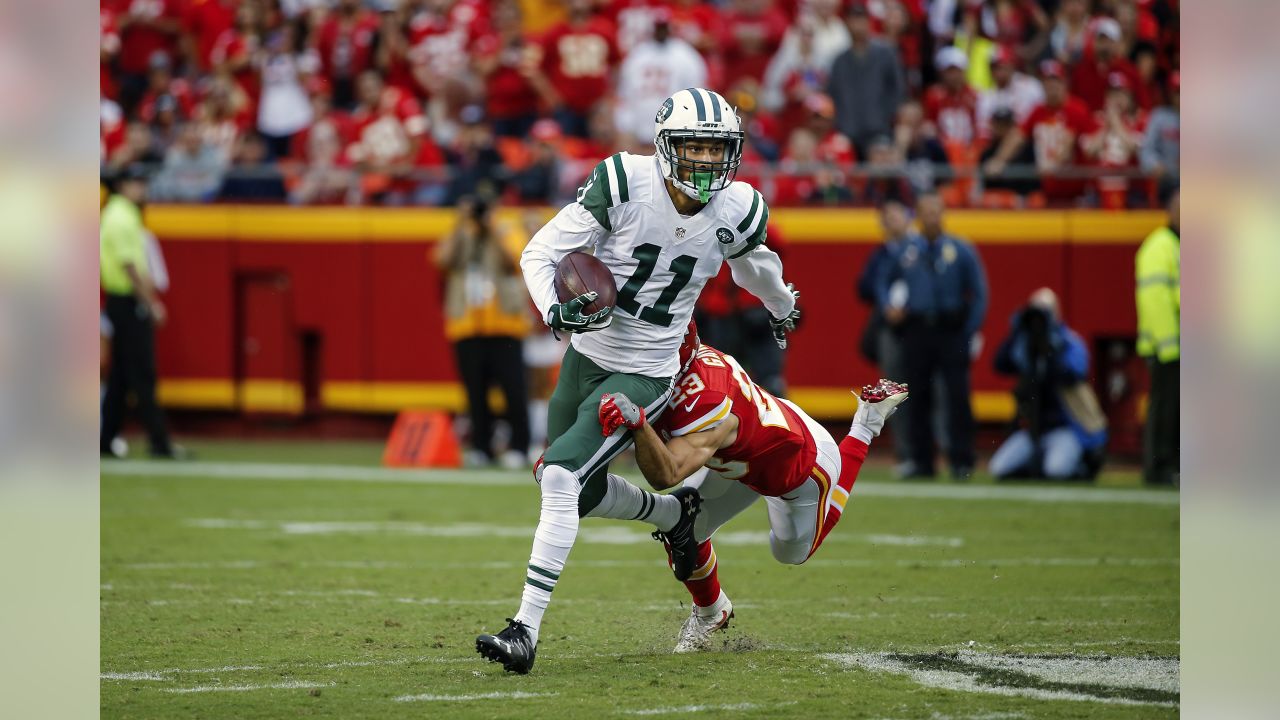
<box><xmin>1135</xmin><ymin>189</ymin><xmax>1179</xmax><ymax>485</ymax></box>
<box><xmin>435</xmin><ymin>195</ymin><xmax>532</xmax><ymax>469</ymax></box>
<box><xmin>100</xmin><ymin>166</ymin><xmax>178</xmax><ymax>458</ymax></box>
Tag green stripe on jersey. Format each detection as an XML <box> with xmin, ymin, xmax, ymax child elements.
<box><xmin>730</xmin><ymin>202</ymin><xmax>770</xmax><ymax>259</ymax></box>
<box><xmin>736</xmin><ymin>191</ymin><xmax>761</xmax><ymax>234</ymax></box>
<box><xmin>578</xmin><ymin>161</ymin><xmax>613</xmax><ymax>232</ymax></box>
<box><xmin>611</xmin><ymin>154</ymin><xmax>629</xmax><ymax>204</ymax></box>
<box><xmin>527</xmin><ymin>564</ymin><xmax>560</xmax><ymax>581</ymax></box>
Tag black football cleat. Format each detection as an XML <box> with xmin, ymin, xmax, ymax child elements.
<box><xmin>652</xmin><ymin>486</ymin><xmax>702</xmax><ymax>581</ymax></box>
<box><xmin>476</xmin><ymin>618</ymin><xmax>537</xmax><ymax>674</ymax></box>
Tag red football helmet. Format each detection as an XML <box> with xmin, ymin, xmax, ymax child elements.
<box><xmin>678</xmin><ymin>319</ymin><xmax>700</xmax><ymax>374</ymax></box>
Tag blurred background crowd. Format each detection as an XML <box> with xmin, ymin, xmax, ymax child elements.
<box><xmin>100</xmin><ymin>0</ymin><xmax>1180</xmax><ymax>209</ymax></box>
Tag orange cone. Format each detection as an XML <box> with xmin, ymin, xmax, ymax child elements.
<box><xmin>383</xmin><ymin>411</ymin><xmax>462</xmax><ymax>468</ymax></box>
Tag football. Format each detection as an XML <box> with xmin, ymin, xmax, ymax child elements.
<box><xmin>554</xmin><ymin>251</ymin><xmax>617</xmax><ymax>315</ymax></box>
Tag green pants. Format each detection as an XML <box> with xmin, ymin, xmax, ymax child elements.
<box><xmin>541</xmin><ymin>345</ymin><xmax>673</xmax><ymax>516</ymax></box>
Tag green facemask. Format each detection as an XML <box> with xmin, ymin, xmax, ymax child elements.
<box><xmin>692</xmin><ymin>171</ymin><xmax>714</xmax><ymax>203</ymax></box>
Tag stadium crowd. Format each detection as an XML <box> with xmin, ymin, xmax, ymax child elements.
<box><xmin>101</xmin><ymin>0</ymin><xmax>1179</xmax><ymax>208</ymax></box>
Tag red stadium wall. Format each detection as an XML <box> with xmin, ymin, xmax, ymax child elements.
<box><xmin>143</xmin><ymin>206</ymin><xmax>1161</xmax><ymax>426</ymax></box>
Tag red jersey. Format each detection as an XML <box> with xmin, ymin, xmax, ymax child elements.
<box><xmin>182</xmin><ymin>0</ymin><xmax>236</xmax><ymax>72</ymax></box>
<box><xmin>346</xmin><ymin>87</ymin><xmax>432</xmax><ymax>166</ymax></box>
<box><xmin>406</xmin><ymin>1</ymin><xmax>489</xmax><ymax>95</ymax></box>
<box><xmin>1021</xmin><ymin>97</ymin><xmax>1096</xmax><ymax>199</ymax></box>
<box><xmin>1071</xmin><ymin>54</ymin><xmax>1149</xmax><ymax>111</ymax></box>
<box><xmin>657</xmin><ymin>346</ymin><xmax>816</xmax><ymax>497</ymax></box>
<box><xmin>113</xmin><ymin>0</ymin><xmax>180</xmax><ymax>75</ymax></box>
<box><xmin>539</xmin><ymin>17</ymin><xmax>620</xmax><ymax>114</ymax></box>
<box><xmin>474</xmin><ymin>32</ymin><xmax>541</xmax><ymax>119</ymax></box>
<box><xmin>924</xmin><ymin>84</ymin><xmax>979</xmax><ymax>147</ymax></box>
<box><xmin>717</xmin><ymin>6</ymin><xmax>789</xmax><ymax>88</ymax></box>
<box><xmin>101</xmin><ymin>7</ymin><xmax>121</xmax><ymax>98</ymax></box>
<box><xmin>315</xmin><ymin>10</ymin><xmax>381</xmax><ymax>84</ymax></box>
<box><xmin>210</xmin><ymin>29</ymin><xmax>261</xmax><ymax>104</ymax></box>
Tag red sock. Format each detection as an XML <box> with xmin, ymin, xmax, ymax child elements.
<box><xmin>810</xmin><ymin>435</ymin><xmax>869</xmax><ymax>557</ymax></box>
<box><xmin>662</xmin><ymin>539</ymin><xmax>721</xmax><ymax>608</ymax></box>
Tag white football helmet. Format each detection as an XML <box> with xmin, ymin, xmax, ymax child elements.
<box><xmin>654</xmin><ymin>88</ymin><xmax>744</xmax><ymax>203</ymax></box>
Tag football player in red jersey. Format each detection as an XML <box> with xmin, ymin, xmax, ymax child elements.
<box><xmin>599</xmin><ymin>321</ymin><xmax>907</xmax><ymax>651</ymax></box>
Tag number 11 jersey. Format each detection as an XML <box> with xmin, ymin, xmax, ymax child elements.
<box><xmin>520</xmin><ymin>152</ymin><xmax>776</xmax><ymax>378</ymax></box>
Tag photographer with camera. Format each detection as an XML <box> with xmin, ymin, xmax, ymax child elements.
<box><xmin>435</xmin><ymin>194</ymin><xmax>532</xmax><ymax>469</ymax></box>
<box><xmin>988</xmin><ymin>288</ymin><xmax>1108</xmax><ymax>480</ymax></box>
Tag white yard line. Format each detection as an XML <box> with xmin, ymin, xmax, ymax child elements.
<box><xmin>623</xmin><ymin>701</ymin><xmax>795</xmax><ymax>715</ymax></box>
<box><xmin>394</xmin><ymin>691</ymin><xmax>555</xmax><ymax>703</ymax></box>
<box><xmin>163</xmin><ymin>680</ymin><xmax>332</xmax><ymax>694</ymax></box>
<box><xmin>102</xmin><ymin>459</ymin><xmax>1178</xmax><ymax>506</ymax></box>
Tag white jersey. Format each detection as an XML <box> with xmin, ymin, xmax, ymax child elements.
<box><xmin>521</xmin><ymin>153</ymin><xmax>796</xmax><ymax>378</ymax></box>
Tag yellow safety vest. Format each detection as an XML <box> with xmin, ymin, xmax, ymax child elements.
<box><xmin>1135</xmin><ymin>226</ymin><xmax>1180</xmax><ymax>362</ymax></box>
<box><xmin>100</xmin><ymin>194</ymin><xmax>148</xmax><ymax>296</ymax></box>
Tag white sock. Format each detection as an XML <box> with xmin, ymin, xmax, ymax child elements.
<box><xmin>514</xmin><ymin>464</ymin><xmax>580</xmax><ymax>645</ymax></box>
<box><xmin>696</xmin><ymin>590</ymin><xmax>730</xmax><ymax>618</ymax></box>
<box><xmin>583</xmin><ymin>473</ymin><xmax>680</xmax><ymax>531</ymax></box>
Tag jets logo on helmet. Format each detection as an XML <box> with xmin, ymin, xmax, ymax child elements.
<box><xmin>654</xmin><ymin>88</ymin><xmax>744</xmax><ymax>204</ymax></box>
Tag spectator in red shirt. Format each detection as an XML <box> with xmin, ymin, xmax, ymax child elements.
<box><xmin>1070</xmin><ymin>18</ymin><xmax>1148</xmax><ymax>112</ymax></box>
<box><xmin>314</xmin><ymin>0</ymin><xmax>382</xmax><ymax>111</ymax></box>
<box><xmin>719</xmin><ymin>0</ymin><xmax>791</xmax><ymax>90</ymax></box>
<box><xmin>182</xmin><ymin>0</ymin><xmax>237</xmax><ymax>74</ymax></box>
<box><xmin>538</xmin><ymin>0</ymin><xmax>620</xmax><ymax>138</ymax></box>
<box><xmin>290</xmin><ymin>81</ymin><xmax>358</xmax><ymax>206</ymax></box>
<box><xmin>112</xmin><ymin>0</ymin><xmax>184</xmax><ymax>108</ymax></box>
<box><xmin>101</xmin><ymin>6</ymin><xmax>122</xmax><ymax>101</ymax></box>
<box><xmin>984</xmin><ymin>60</ymin><xmax>1096</xmax><ymax>202</ymax></box>
<box><xmin>923</xmin><ymin>46</ymin><xmax>978</xmax><ymax>149</ymax></box>
<box><xmin>346</xmin><ymin>70</ymin><xmax>438</xmax><ymax>203</ymax></box>
<box><xmin>801</xmin><ymin>93</ymin><xmax>856</xmax><ymax>166</ymax></box>
<box><xmin>404</xmin><ymin>0</ymin><xmax>490</xmax><ymax>102</ymax></box>
<box><xmin>473</xmin><ymin>0</ymin><xmax>542</xmax><ymax>138</ymax></box>
<box><xmin>1080</xmin><ymin>72</ymin><xmax>1148</xmax><ymax>208</ymax></box>
<box><xmin>211</xmin><ymin>2</ymin><xmax>265</xmax><ymax>111</ymax></box>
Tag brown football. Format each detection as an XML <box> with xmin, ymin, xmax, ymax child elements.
<box><xmin>554</xmin><ymin>251</ymin><xmax>618</xmax><ymax>315</ymax></box>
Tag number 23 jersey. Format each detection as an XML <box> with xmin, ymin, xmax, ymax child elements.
<box><xmin>655</xmin><ymin>345</ymin><xmax>817</xmax><ymax>497</ymax></box>
<box><xmin>520</xmin><ymin>152</ymin><xmax>779</xmax><ymax>378</ymax></box>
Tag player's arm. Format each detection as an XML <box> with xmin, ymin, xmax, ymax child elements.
<box><xmin>633</xmin><ymin>417</ymin><xmax>737</xmax><ymax>491</ymax></box>
<box><xmin>520</xmin><ymin>203</ymin><xmax>607</xmax><ymax>323</ymax></box>
<box><xmin>728</xmin><ymin>246</ymin><xmax>800</xmax><ymax>348</ymax></box>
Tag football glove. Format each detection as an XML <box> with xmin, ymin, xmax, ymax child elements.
<box><xmin>548</xmin><ymin>292</ymin><xmax>613</xmax><ymax>336</ymax></box>
<box><xmin>769</xmin><ymin>283</ymin><xmax>801</xmax><ymax>349</ymax></box>
<box><xmin>599</xmin><ymin>392</ymin><xmax>645</xmax><ymax>437</ymax></box>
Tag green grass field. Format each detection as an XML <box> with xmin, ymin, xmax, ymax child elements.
<box><xmin>101</xmin><ymin>440</ymin><xmax>1179</xmax><ymax>719</ymax></box>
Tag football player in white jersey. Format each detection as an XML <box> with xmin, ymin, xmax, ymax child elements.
<box><xmin>476</xmin><ymin>88</ymin><xmax>800</xmax><ymax>673</ymax></box>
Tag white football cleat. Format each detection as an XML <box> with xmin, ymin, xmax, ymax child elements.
<box><xmin>674</xmin><ymin>594</ymin><xmax>734</xmax><ymax>653</ymax></box>
<box><xmin>851</xmin><ymin>379</ymin><xmax>909</xmax><ymax>438</ymax></box>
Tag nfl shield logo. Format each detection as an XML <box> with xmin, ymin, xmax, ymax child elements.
<box><xmin>716</xmin><ymin>227</ymin><xmax>734</xmax><ymax>244</ymax></box>
<box><xmin>675</xmin><ymin>227</ymin><xmax>686</xmax><ymax>239</ymax></box>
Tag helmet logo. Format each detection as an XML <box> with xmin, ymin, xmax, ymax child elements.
<box><xmin>716</xmin><ymin>227</ymin><xmax>734</xmax><ymax>244</ymax></box>
<box><xmin>656</xmin><ymin>98</ymin><xmax>674</xmax><ymax>124</ymax></box>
